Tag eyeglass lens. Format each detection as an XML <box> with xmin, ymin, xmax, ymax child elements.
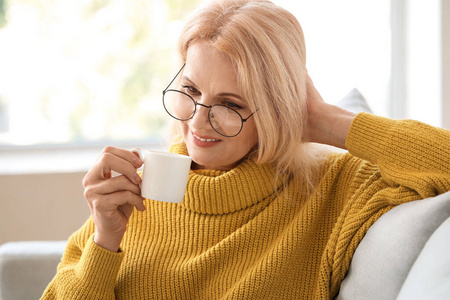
<box><xmin>163</xmin><ymin>90</ymin><xmax>243</xmax><ymax>137</ymax></box>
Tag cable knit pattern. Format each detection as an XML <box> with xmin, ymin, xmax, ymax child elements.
<box><xmin>41</xmin><ymin>113</ymin><xmax>450</xmax><ymax>300</ymax></box>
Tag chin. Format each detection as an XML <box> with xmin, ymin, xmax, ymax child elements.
<box><xmin>191</xmin><ymin>156</ymin><xmax>219</xmax><ymax>170</ymax></box>
<box><xmin>190</xmin><ymin>154</ymin><xmax>233</xmax><ymax>170</ymax></box>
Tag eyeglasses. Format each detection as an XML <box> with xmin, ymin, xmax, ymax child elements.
<box><xmin>162</xmin><ymin>63</ymin><xmax>258</xmax><ymax>137</ymax></box>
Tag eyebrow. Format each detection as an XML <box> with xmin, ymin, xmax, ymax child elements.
<box><xmin>181</xmin><ymin>75</ymin><xmax>244</xmax><ymax>101</ymax></box>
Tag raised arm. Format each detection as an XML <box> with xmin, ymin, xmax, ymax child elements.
<box><xmin>304</xmin><ymin>75</ymin><xmax>356</xmax><ymax>149</ymax></box>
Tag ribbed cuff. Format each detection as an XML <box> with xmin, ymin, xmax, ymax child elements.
<box><xmin>345</xmin><ymin>112</ymin><xmax>395</xmax><ymax>164</ymax></box>
<box><xmin>74</xmin><ymin>234</ymin><xmax>124</xmax><ymax>296</ymax></box>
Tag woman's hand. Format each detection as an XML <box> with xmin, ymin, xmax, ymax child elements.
<box><xmin>82</xmin><ymin>147</ymin><xmax>145</xmax><ymax>252</ymax></box>
<box><xmin>305</xmin><ymin>74</ymin><xmax>356</xmax><ymax>149</ymax></box>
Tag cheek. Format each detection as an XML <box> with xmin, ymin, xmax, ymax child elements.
<box><xmin>248</xmin><ymin>135</ymin><xmax>259</xmax><ymax>154</ymax></box>
<box><xmin>233</xmin><ymin>127</ymin><xmax>258</xmax><ymax>159</ymax></box>
<box><xmin>179</xmin><ymin>121</ymin><xmax>189</xmax><ymax>138</ymax></box>
<box><xmin>244</xmin><ymin>122</ymin><xmax>259</xmax><ymax>147</ymax></box>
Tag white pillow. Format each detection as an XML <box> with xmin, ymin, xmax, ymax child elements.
<box><xmin>336</xmin><ymin>192</ymin><xmax>450</xmax><ymax>300</ymax></box>
<box><xmin>335</xmin><ymin>88</ymin><xmax>373</xmax><ymax>114</ymax></box>
<box><xmin>396</xmin><ymin>217</ymin><xmax>450</xmax><ymax>300</ymax></box>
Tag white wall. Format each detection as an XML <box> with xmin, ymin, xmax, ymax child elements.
<box><xmin>0</xmin><ymin>172</ymin><xmax>90</xmax><ymax>245</ymax></box>
<box><xmin>443</xmin><ymin>0</ymin><xmax>450</xmax><ymax>129</ymax></box>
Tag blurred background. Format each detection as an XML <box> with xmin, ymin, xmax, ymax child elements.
<box><xmin>1</xmin><ymin>0</ymin><xmax>449</xmax><ymax>244</ymax></box>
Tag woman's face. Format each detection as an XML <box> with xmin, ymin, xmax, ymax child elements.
<box><xmin>178</xmin><ymin>41</ymin><xmax>258</xmax><ymax>170</ymax></box>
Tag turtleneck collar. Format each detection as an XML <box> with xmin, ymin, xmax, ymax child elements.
<box><xmin>169</xmin><ymin>142</ymin><xmax>284</xmax><ymax>215</ymax></box>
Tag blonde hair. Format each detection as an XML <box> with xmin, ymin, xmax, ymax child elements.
<box><xmin>178</xmin><ymin>0</ymin><xmax>322</xmax><ymax>189</ymax></box>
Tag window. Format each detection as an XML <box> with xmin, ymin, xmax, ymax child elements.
<box><xmin>0</xmin><ymin>0</ymin><xmax>201</xmax><ymax>147</ymax></box>
<box><xmin>0</xmin><ymin>0</ymin><xmax>446</xmax><ymax>174</ymax></box>
<box><xmin>275</xmin><ymin>0</ymin><xmax>392</xmax><ymax>117</ymax></box>
<box><xmin>278</xmin><ymin>0</ymin><xmax>445</xmax><ymax>128</ymax></box>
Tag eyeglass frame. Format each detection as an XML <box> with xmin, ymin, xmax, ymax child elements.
<box><xmin>162</xmin><ymin>62</ymin><xmax>259</xmax><ymax>137</ymax></box>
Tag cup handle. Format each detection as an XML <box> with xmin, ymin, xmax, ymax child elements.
<box><xmin>131</xmin><ymin>148</ymin><xmax>145</xmax><ymax>161</ymax></box>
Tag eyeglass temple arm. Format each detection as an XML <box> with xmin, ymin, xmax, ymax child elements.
<box><xmin>163</xmin><ymin>62</ymin><xmax>187</xmax><ymax>93</ymax></box>
<box><xmin>242</xmin><ymin>108</ymin><xmax>260</xmax><ymax>122</ymax></box>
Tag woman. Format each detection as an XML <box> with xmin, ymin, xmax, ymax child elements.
<box><xmin>42</xmin><ymin>0</ymin><xmax>450</xmax><ymax>299</ymax></box>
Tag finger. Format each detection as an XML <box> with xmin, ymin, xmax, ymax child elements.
<box><xmin>90</xmin><ymin>190</ymin><xmax>146</xmax><ymax>213</ymax></box>
<box><xmin>306</xmin><ymin>74</ymin><xmax>315</xmax><ymax>93</ymax></box>
<box><xmin>83</xmin><ymin>146</ymin><xmax>143</xmax><ymax>192</ymax></box>
<box><xmin>108</xmin><ymin>191</ymin><xmax>146</xmax><ymax>212</ymax></box>
<box><xmin>88</xmin><ymin>175</ymin><xmax>142</xmax><ymax>196</ymax></box>
<box><xmin>118</xmin><ymin>203</ymin><xmax>136</xmax><ymax>220</ymax></box>
<box><xmin>102</xmin><ymin>146</ymin><xmax>143</xmax><ymax>168</ymax></box>
<box><xmin>305</xmin><ymin>76</ymin><xmax>325</xmax><ymax>103</ymax></box>
<box><xmin>94</xmin><ymin>151</ymin><xmax>142</xmax><ymax>185</ymax></box>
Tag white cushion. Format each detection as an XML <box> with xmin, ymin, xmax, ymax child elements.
<box><xmin>396</xmin><ymin>216</ymin><xmax>450</xmax><ymax>300</ymax></box>
<box><xmin>0</xmin><ymin>241</ymin><xmax>66</xmax><ymax>300</ymax></box>
<box><xmin>336</xmin><ymin>192</ymin><xmax>450</xmax><ymax>300</ymax></box>
<box><xmin>336</xmin><ymin>88</ymin><xmax>373</xmax><ymax>114</ymax></box>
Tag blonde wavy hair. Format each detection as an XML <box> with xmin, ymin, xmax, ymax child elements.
<box><xmin>177</xmin><ymin>0</ymin><xmax>322</xmax><ymax>189</ymax></box>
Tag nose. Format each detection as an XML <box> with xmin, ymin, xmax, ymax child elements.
<box><xmin>190</xmin><ymin>100</ymin><xmax>211</xmax><ymax>129</ymax></box>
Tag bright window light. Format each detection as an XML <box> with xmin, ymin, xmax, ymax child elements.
<box><xmin>0</xmin><ymin>0</ymin><xmax>391</xmax><ymax>147</ymax></box>
<box><xmin>274</xmin><ymin>0</ymin><xmax>391</xmax><ymax>115</ymax></box>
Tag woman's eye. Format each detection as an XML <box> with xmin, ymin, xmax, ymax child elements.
<box><xmin>182</xmin><ymin>85</ymin><xmax>199</xmax><ymax>94</ymax></box>
<box><xmin>223</xmin><ymin>101</ymin><xmax>243</xmax><ymax>109</ymax></box>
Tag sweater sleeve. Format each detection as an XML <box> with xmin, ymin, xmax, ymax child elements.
<box><xmin>40</xmin><ymin>218</ymin><xmax>124</xmax><ymax>300</ymax></box>
<box><xmin>324</xmin><ymin>113</ymin><xmax>450</xmax><ymax>298</ymax></box>
<box><xmin>346</xmin><ymin>112</ymin><xmax>450</xmax><ymax>197</ymax></box>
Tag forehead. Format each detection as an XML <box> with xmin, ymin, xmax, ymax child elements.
<box><xmin>183</xmin><ymin>41</ymin><xmax>240</xmax><ymax>92</ymax></box>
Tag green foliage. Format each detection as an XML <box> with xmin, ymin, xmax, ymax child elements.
<box><xmin>84</xmin><ymin>0</ymin><xmax>111</xmax><ymax>17</ymax></box>
<box><xmin>0</xmin><ymin>0</ymin><xmax>200</xmax><ymax>145</ymax></box>
<box><xmin>0</xmin><ymin>0</ymin><xmax>5</xmax><ymax>27</ymax></box>
<box><xmin>69</xmin><ymin>97</ymin><xmax>91</xmax><ymax>141</ymax></box>
<box><xmin>166</xmin><ymin>0</ymin><xmax>202</xmax><ymax>21</ymax></box>
<box><xmin>120</xmin><ymin>62</ymin><xmax>152</xmax><ymax>109</ymax></box>
<box><xmin>140</xmin><ymin>113</ymin><xmax>167</xmax><ymax>136</ymax></box>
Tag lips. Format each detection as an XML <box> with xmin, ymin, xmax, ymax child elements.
<box><xmin>192</xmin><ymin>132</ymin><xmax>221</xmax><ymax>142</ymax></box>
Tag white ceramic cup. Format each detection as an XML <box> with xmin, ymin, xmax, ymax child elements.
<box><xmin>131</xmin><ymin>149</ymin><xmax>192</xmax><ymax>203</ymax></box>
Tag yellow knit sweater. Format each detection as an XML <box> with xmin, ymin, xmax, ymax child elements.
<box><xmin>41</xmin><ymin>113</ymin><xmax>450</xmax><ymax>299</ymax></box>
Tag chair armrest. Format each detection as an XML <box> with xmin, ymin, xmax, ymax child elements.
<box><xmin>396</xmin><ymin>216</ymin><xmax>450</xmax><ymax>300</ymax></box>
<box><xmin>336</xmin><ymin>191</ymin><xmax>450</xmax><ymax>300</ymax></box>
<box><xmin>0</xmin><ymin>240</ymin><xmax>66</xmax><ymax>300</ymax></box>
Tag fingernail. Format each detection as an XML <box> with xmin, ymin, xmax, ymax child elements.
<box><xmin>133</xmin><ymin>156</ymin><xmax>143</xmax><ymax>167</ymax></box>
<box><xmin>134</xmin><ymin>173</ymin><xmax>142</xmax><ymax>184</ymax></box>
